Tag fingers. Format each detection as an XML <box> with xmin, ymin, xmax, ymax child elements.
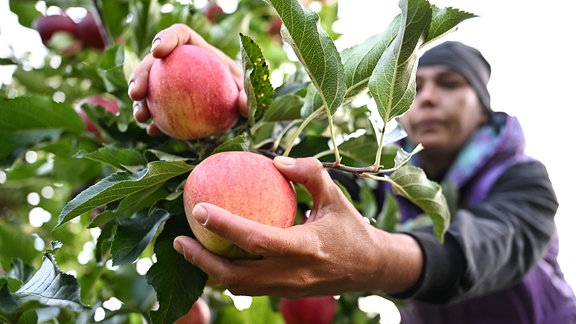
<box><xmin>150</xmin><ymin>24</ymin><xmax>210</xmax><ymax>58</ymax></box>
<box><xmin>154</xmin><ymin>24</ymin><xmax>247</xmax><ymax>115</ymax></box>
<box><xmin>128</xmin><ymin>54</ymin><xmax>154</xmax><ymax>102</ymax></box>
<box><xmin>191</xmin><ymin>203</ymin><xmax>288</xmax><ymax>256</ymax></box>
<box><xmin>238</xmin><ymin>90</ymin><xmax>248</xmax><ymax>117</ymax></box>
<box><xmin>273</xmin><ymin>156</ymin><xmax>341</xmax><ymax>204</ymax></box>
<box><xmin>173</xmin><ymin>235</ymin><xmax>230</xmax><ymax>283</ymax></box>
<box><xmin>128</xmin><ymin>23</ymin><xmax>249</xmax><ymax>134</ymax></box>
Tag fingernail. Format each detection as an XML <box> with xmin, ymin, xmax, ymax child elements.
<box><xmin>132</xmin><ymin>101</ymin><xmax>141</xmax><ymax>116</ymax></box>
<box><xmin>193</xmin><ymin>205</ymin><xmax>208</xmax><ymax>226</ymax></box>
<box><xmin>274</xmin><ymin>156</ymin><xmax>296</xmax><ymax>166</ymax></box>
<box><xmin>150</xmin><ymin>38</ymin><xmax>160</xmax><ymax>52</ymax></box>
<box><xmin>173</xmin><ymin>239</ymin><xmax>183</xmax><ymax>254</ymax></box>
<box><xmin>128</xmin><ymin>80</ymin><xmax>135</xmax><ymax>95</ymax></box>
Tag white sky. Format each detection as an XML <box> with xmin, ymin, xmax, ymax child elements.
<box><xmin>1</xmin><ymin>0</ymin><xmax>575</xmax><ymax>298</ymax></box>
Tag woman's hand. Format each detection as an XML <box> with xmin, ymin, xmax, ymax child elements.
<box><xmin>127</xmin><ymin>23</ymin><xmax>248</xmax><ymax>136</ymax></box>
<box><xmin>173</xmin><ymin>156</ymin><xmax>424</xmax><ymax>298</ymax></box>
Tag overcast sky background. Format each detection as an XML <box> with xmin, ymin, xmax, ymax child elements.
<box><xmin>1</xmin><ymin>0</ymin><xmax>575</xmax><ymax>300</ymax></box>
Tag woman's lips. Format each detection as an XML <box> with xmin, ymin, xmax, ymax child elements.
<box><xmin>414</xmin><ymin>119</ymin><xmax>444</xmax><ymax>132</ymax></box>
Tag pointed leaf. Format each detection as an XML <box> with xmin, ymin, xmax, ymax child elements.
<box><xmin>240</xmin><ymin>33</ymin><xmax>274</xmax><ymax>124</ymax></box>
<box><xmin>111</xmin><ymin>208</ymin><xmax>170</xmax><ymax>266</ymax></box>
<box><xmin>14</xmin><ymin>254</ymin><xmax>86</xmax><ymax>312</ymax></box>
<box><xmin>389</xmin><ymin>165</ymin><xmax>450</xmax><ymax>242</ymax></box>
<box><xmin>393</xmin><ymin>143</ymin><xmax>423</xmax><ymax>169</ymax></box>
<box><xmin>340</xmin><ymin>15</ymin><xmax>400</xmax><ymax>101</ymax></box>
<box><xmin>265</xmin><ymin>0</ymin><xmax>346</xmax><ymax>114</ymax></box>
<box><xmin>89</xmin><ymin>183</ymin><xmax>170</xmax><ymax>227</ymax></box>
<box><xmin>212</xmin><ymin>133</ymin><xmax>253</xmax><ymax>154</ymax></box>
<box><xmin>75</xmin><ymin>146</ymin><xmax>148</xmax><ymax>171</ymax></box>
<box><xmin>368</xmin><ymin>0</ymin><xmax>432</xmax><ymax>122</ymax></box>
<box><xmin>425</xmin><ymin>6</ymin><xmax>477</xmax><ymax>44</ymax></box>
<box><xmin>146</xmin><ymin>215</ymin><xmax>207</xmax><ymax>324</ymax></box>
<box><xmin>57</xmin><ymin>160</ymin><xmax>193</xmax><ymax>226</ymax></box>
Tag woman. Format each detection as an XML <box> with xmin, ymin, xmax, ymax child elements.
<box><xmin>128</xmin><ymin>24</ymin><xmax>576</xmax><ymax>323</ymax></box>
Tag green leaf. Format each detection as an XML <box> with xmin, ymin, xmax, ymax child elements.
<box><xmin>265</xmin><ymin>93</ymin><xmax>305</xmax><ymax>122</ymax></box>
<box><xmin>209</xmin><ymin>11</ymin><xmax>248</xmax><ymax>59</ymax></box>
<box><xmin>265</xmin><ymin>0</ymin><xmax>346</xmax><ymax>115</ymax></box>
<box><xmin>89</xmin><ymin>183</ymin><xmax>170</xmax><ymax>228</ymax></box>
<box><xmin>368</xmin><ymin>0</ymin><xmax>431</xmax><ymax>123</ymax></box>
<box><xmin>112</xmin><ymin>208</ymin><xmax>170</xmax><ymax>266</ymax></box>
<box><xmin>240</xmin><ymin>33</ymin><xmax>274</xmax><ymax>124</ymax></box>
<box><xmin>340</xmin><ymin>15</ymin><xmax>400</xmax><ymax>101</ymax></box>
<box><xmin>374</xmin><ymin>192</ymin><xmax>401</xmax><ymax>232</ymax></box>
<box><xmin>0</xmin><ymin>280</ymin><xmax>19</xmax><ymax>314</ymax></box>
<box><xmin>75</xmin><ymin>146</ymin><xmax>148</xmax><ymax>171</ymax></box>
<box><xmin>57</xmin><ymin>160</ymin><xmax>193</xmax><ymax>226</ymax></box>
<box><xmin>425</xmin><ymin>6</ymin><xmax>477</xmax><ymax>45</ymax></box>
<box><xmin>5</xmin><ymin>259</ymin><xmax>35</xmax><ymax>284</ymax></box>
<box><xmin>0</xmin><ymin>96</ymin><xmax>84</xmax><ymax>162</ymax></box>
<box><xmin>389</xmin><ymin>165</ymin><xmax>450</xmax><ymax>242</ymax></box>
<box><xmin>212</xmin><ymin>133</ymin><xmax>253</xmax><ymax>154</ymax></box>
<box><xmin>98</xmin><ymin>45</ymin><xmax>129</xmax><ymax>92</ymax></box>
<box><xmin>339</xmin><ymin>136</ymin><xmax>401</xmax><ymax>168</ymax></box>
<box><xmin>146</xmin><ymin>215</ymin><xmax>207</xmax><ymax>324</ymax></box>
<box><xmin>14</xmin><ymin>254</ymin><xmax>86</xmax><ymax>312</ymax></box>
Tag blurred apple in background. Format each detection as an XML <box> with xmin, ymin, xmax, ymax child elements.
<box><xmin>75</xmin><ymin>95</ymin><xmax>120</xmax><ymax>136</ymax></box>
<box><xmin>174</xmin><ymin>298</ymin><xmax>211</xmax><ymax>324</ymax></box>
<box><xmin>32</xmin><ymin>14</ymin><xmax>83</xmax><ymax>56</ymax></box>
<box><xmin>204</xmin><ymin>1</ymin><xmax>224</xmax><ymax>24</ymax></box>
<box><xmin>76</xmin><ymin>12</ymin><xmax>106</xmax><ymax>50</ymax></box>
<box><xmin>279</xmin><ymin>296</ymin><xmax>337</xmax><ymax>324</ymax></box>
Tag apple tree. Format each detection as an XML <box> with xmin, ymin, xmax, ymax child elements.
<box><xmin>0</xmin><ymin>0</ymin><xmax>473</xmax><ymax>322</ymax></box>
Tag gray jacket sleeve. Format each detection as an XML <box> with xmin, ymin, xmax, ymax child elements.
<box><xmin>394</xmin><ymin>161</ymin><xmax>559</xmax><ymax>304</ymax></box>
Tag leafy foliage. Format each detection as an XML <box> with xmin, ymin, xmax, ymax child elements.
<box><xmin>1</xmin><ymin>0</ymin><xmax>474</xmax><ymax>322</ymax></box>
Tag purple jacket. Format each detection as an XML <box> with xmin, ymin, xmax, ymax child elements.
<box><xmin>387</xmin><ymin>113</ymin><xmax>576</xmax><ymax>323</ymax></box>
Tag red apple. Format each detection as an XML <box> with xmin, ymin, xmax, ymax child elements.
<box><xmin>147</xmin><ymin>44</ymin><xmax>239</xmax><ymax>140</ymax></box>
<box><xmin>174</xmin><ymin>298</ymin><xmax>211</xmax><ymax>324</ymax></box>
<box><xmin>76</xmin><ymin>12</ymin><xmax>106</xmax><ymax>50</ymax></box>
<box><xmin>32</xmin><ymin>14</ymin><xmax>82</xmax><ymax>55</ymax></box>
<box><xmin>268</xmin><ymin>16</ymin><xmax>283</xmax><ymax>44</ymax></box>
<box><xmin>183</xmin><ymin>151</ymin><xmax>297</xmax><ymax>259</ymax></box>
<box><xmin>33</xmin><ymin>14</ymin><xmax>78</xmax><ymax>44</ymax></box>
<box><xmin>279</xmin><ymin>296</ymin><xmax>337</xmax><ymax>324</ymax></box>
<box><xmin>204</xmin><ymin>2</ymin><xmax>224</xmax><ymax>24</ymax></box>
<box><xmin>75</xmin><ymin>95</ymin><xmax>120</xmax><ymax>135</ymax></box>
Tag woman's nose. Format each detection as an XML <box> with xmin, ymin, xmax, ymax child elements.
<box><xmin>415</xmin><ymin>83</ymin><xmax>437</xmax><ymax>105</ymax></box>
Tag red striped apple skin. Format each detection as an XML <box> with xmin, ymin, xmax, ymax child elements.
<box><xmin>147</xmin><ymin>45</ymin><xmax>239</xmax><ymax>140</ymax></box>
<box><xmin>184</xmin><ymin>151</ymin><xmax>297</xmax><ymax>259</ymax></box>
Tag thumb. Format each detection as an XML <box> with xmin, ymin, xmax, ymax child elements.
<box><xmin>273</xmin><ymin>156</ymin><xmax>341</xmax><ymax>204</ymax></box>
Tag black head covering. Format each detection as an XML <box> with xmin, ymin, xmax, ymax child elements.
<box><xmin>419</xmin><ymin>41</ymin><xmax>492</xmax><ymax>115</ymax></box>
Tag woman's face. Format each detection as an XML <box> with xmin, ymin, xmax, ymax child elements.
<box><xmin>399</xmin><ymin>66</ymin><xmax>488</xmax><ymax>154</ymax></box>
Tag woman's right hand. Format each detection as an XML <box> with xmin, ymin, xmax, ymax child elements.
<box><xmin>127</xmin><ymin>23</ymin><xmax>248</xmax><ymax>136</ymax></box>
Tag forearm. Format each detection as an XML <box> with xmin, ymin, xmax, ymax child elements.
<box><xmin>366</xmin><ymin>231</ymin><xmax>424</xmax><ymax>295</ymax></box>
